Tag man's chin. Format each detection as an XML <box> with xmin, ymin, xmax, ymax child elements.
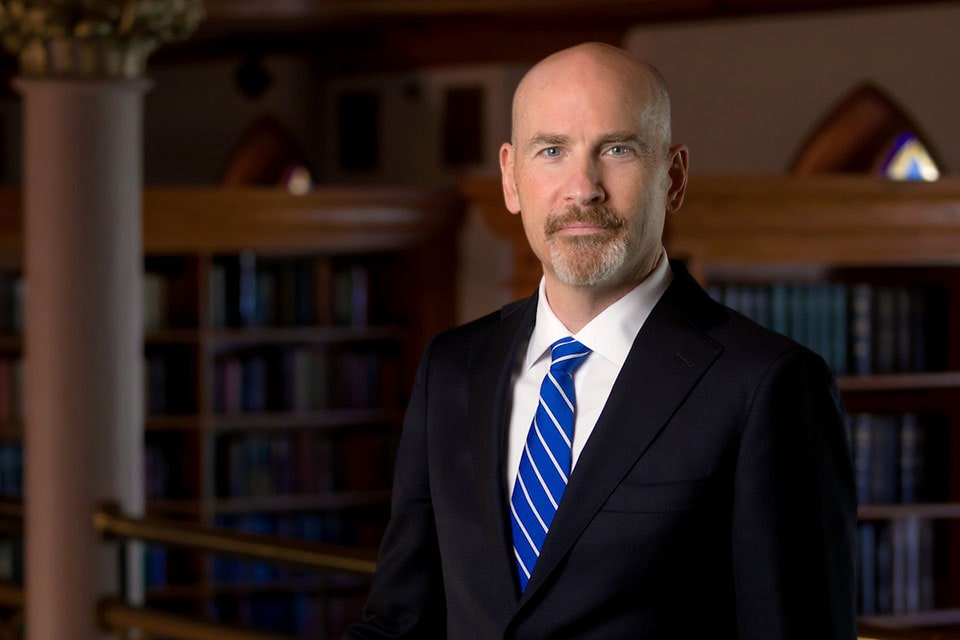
<box><xmin>551</xmin><ymin>258</ymin><xmax>618</xmax><ymax>287</ymax></box>
<box><xmin>548</xmin><ymin>240</ymin><xmax>628</xmax><ymax>287</ymax></box>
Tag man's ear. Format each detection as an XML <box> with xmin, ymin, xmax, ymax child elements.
<box><xmin>666</xmin><ymin>144</ymin><xmax>689</xmax><ymax>213</ymax></box>
<box><xmin>500</xmin><ymin>142</ymin><xmax>521</xmax><ymax>215</ymax></box>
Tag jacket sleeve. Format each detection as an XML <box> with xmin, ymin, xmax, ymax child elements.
<box><xmin>343</xmin><ymin>339</ymin><xmax>447</xmax><ymax>639</ymax></box>
<box><xmin>732</xmin><ymin>348</ymin><xmax>858</xmax><ymax>640</ymax></box>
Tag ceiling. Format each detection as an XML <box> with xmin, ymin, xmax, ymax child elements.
<box><xmin>153</xmin><ymin>0</ymin><xmax>958</xmax><ymax>73</ymax></box>
<box><xmin>0</xmin><ymin>0</ymin><xmax>954</xmax><ymax>77</ymax></box>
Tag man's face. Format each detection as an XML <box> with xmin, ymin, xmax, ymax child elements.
<box><xmin>501</xmin><ymin>53</ymin><xmax>682</xmax><ymax>292</ymax></box>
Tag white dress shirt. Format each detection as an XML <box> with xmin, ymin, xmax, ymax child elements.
<box><xmin>505</xmin><ymin>250</ymin><xmax>673</xmax><ymax>494</ymax></box>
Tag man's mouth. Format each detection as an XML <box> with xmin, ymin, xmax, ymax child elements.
<box><xmin>554</xmin><ymin>222</ymin><xmax>607</xmax><ymax>235</ymax></box>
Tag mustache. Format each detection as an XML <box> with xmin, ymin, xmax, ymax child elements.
<box><xmin>544</xmin><ymin>205</ymin><xmax>625</xmax><ymax>236</ymax></box>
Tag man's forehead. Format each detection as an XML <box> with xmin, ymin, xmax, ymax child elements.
<box><xmin>515</xmin><ymin>75</ymin><xmax>653</xmax><ymax>126</ymax></box>
<box><xmin>514</xmin><ymin>97</ymin><xmax>649</xmax><ymax>138</ymax></box>
<box><xmin>513</xmin><ymin>80</ymin><xmax>667</xmax><ymax>147</ymax></box>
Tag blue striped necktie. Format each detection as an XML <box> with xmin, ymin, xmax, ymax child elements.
<box><xmin>510</xmin><ymin>337</ymin><xmax>592</xmax><ymax>591</ymax></box>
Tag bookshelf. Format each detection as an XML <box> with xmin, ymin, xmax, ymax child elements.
<box><xmin>0</xmin><ymin>185</ymin><xmax>464</xmax><ymax>637</ymax></box>
<box><xmin>462</xmin><ymin>174</ymin><xmax>960</xmax><ymax>632</ymax></box>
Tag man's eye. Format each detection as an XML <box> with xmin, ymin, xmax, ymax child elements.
<box><xmin>540</xmin><ymin>147</ymin><xmax>562</xmax><ymax>157</ymax></box>
<box><xmin>607</xmin><ymin>145</ymin><xmax>632</xmax><ymax>156</ymax></box>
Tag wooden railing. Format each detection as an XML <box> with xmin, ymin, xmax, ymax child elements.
<box><xmin>93</xmin><ymin>502</ymin><xmax>376</xmax><ymax>639</ymax></box>
<box><xmin>0</xmin><ymin>500</ymin><xmax>376</xmax><ymax>639</ymax></box>
<box><xmin>94</xmin><ymin>503</ymin><xmax>377</xmax><ymax>576</ymax></box>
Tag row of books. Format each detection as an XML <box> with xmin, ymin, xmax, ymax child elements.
<box><xmin>215</xmin><ymin>430</ymin><xmax>396</xmax><ymax>498</ymax></box>
<box><xmin>142</xmin><ymin>545</ymin><xmax>203</xmax><ymax>591</ymax></box>
<box><xmin>0</xmin><ymin>430</ymin><xmax>396</xmax><ymax>504</ymax></box>
<box><xmin>858</xmin><ymin>519</ymin><xmax>935</xmax><ymax>616</ymax></box>
<box><xmin>708</xmin><ymin>282</ymin><xmax>939</xmax><ymax>375</ymax></box>
<box><xmin>144</xmin><ymin>350</ymin><xmax>196</xmax><ymax>416</ymax></box>
<box><xmin>849</xmin><ymin>412</ymin><xmax>948</xmax><ymax>506</ymax></box>
<box><xmin>143</xmin><ymin>543</ymin><xmax>172</xmax><ymax>589</ymax></box>
<box><xmin>145</xmin><ymin>440</ymin><xmax>194</xmax><ymax>501</ymax></box>
<box><xmin>0</xmin><ymin>441</ymin><xmax>22</xmax><ymax>498</ymax></box>
<box><xmin>0</xmin><ymin>269</ymin><xmax>195</xmax><ymax>335</ymax></box>
<box><xmin>0</xmin><ymin>536</ymin><xmax>23</xmax><ymax>582</ymax></box>
<box><xmin>0</xmin><ymin>272</ymin><xmax>23</xmax><ymax>334</ymax></box>
<box><xmin>3</xmin><ymin>439</ymin><xmax>195</xmax><ymax>503</ymax></box>
<box><xmin>1</xmin><ymin>257</ymin><xmax>391</xmax><ymax>334</ymax></box>
<box><xmin>210</xmin><ymin>255</ymin><xmax>375</xmax><ymax>329</ymax></box>
<box><xmin>143</xmin><ymin>270</ymin><xmax>196</xmax><ymax>331</ymax></box>
<box><xmin>212</xmin><ymin>346</ymin><xmax>399</xmax><ymax>414</ymax></box>
<box><xmin>4</xmin><ymin>351</ymin><xmax>198</xmax><ymax>421</ymax></box>
<box><xmin>0</xmin><ymin>358</ymin><xmax>23</xmax><ymax>425</ymax></box>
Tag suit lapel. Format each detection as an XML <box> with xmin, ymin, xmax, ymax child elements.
<box><xmin>468</xmin><ymin>296</ymin><xmax>537</xmax><ymax>604</ymax></box>
<box><xmin>517</xmin><ymin>271</ymin><xmax>724</xmax><ymax>606</ymax></box>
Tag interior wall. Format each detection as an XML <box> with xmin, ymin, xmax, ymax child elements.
<box><xmin>624</xmin><ymin>3</ymin><xmax>960</xmax><ymax>174</ymax></box>
<box><xmin>144</xmin><ymin>55</ymin><xmax>326</xmax><ymax>185</ymax></box>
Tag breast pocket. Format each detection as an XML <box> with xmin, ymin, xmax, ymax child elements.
<box><xmin>601</xmin><ymin>478</ymin><xmax>706</xmax><ymax>514</ymax></box>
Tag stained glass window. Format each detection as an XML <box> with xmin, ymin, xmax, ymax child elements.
<box><xmin>879</xmin><ymin>131</ymin><xmax>941</xmax><ymax>182</ymax></box>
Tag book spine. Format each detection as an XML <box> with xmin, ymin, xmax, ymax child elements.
<box><xmin>849</xmin><ymin>284</ymin><xmax>874</xmax><ymax>375</ymax></box>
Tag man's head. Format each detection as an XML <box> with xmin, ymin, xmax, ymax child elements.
<box><xmin>500</xmin><ymin>42</ymin><xmax>688</xmax><ymax>294</ymax></box>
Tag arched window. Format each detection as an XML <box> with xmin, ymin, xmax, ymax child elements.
<box><xmin>790</xmin><ymin>84</ymin><xmax>942</xmax><ymax>181</ymax></box>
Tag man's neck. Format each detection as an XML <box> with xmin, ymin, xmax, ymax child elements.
<box><xmin>542</xmin><ymin>252</ymin><xmax>665</xmax><ymax>334</ymax></box>
<box><xmin>546</xmin><ymin>273</ymin><xmax>652</xmax><ymax>333</ymax></box>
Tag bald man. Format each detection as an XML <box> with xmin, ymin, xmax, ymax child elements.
<box><xmin>345</xmin><ymin>43</ymin><xmax>856</xmax><ymax>640</ymax></box>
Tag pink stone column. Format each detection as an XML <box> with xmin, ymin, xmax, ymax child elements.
<box><xmin>17</xmin><ymin>78</ymin><xmax>149</xmax><ymax>640</ymax></box>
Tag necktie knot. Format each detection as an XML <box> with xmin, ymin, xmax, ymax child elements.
<box><xmin>549</xmin><ymin>337</ymin><xmax>591</xmax><ymax>376</ymax></box>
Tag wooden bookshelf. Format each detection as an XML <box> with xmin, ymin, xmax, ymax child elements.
<box><xmin>860</xmin><ymin>608</ymin><xmax>960</xmax><ymax>630</ymax></box>
<box><xmin>841</xmin><ymin>373</ymin><xmax>960</xmax><ymax>393</ymax></box>
<box><xmin>859</xmin><ymin>504</ymin><xmax>960</xmax><ymax>521</ymax></box>
<box><xmin>463</xmin><ymin>173</ymin><xmax>960</xmax><ymax>631</ymax></box>
<box><xmin>0</xmin><ymin>185</ymin><xmax>465</xmax><ymax>638</ymax></box>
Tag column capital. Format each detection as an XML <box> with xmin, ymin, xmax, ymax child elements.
<box><xmin>0</xmin><ymin>0</ymin><xmax>204</xmax><ymax>78</ymax></box>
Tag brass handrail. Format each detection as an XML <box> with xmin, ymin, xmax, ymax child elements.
<box><xmin>93</xmin><ymin>502</ymin><xmax>377</xmax><ymax>575</ymax></box>
<box><xmin>92</xmin><ymin>503</ymin><xmax>377</xmax><ymax>639</ymax></box>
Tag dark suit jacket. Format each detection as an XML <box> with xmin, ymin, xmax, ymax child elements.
<box><xmin>345</xmin><ymin>262</ymin><xmax>857</xmax><ymax>639</ymax></box>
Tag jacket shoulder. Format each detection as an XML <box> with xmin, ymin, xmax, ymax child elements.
<box><xmin>666</xmin><ymin>263</ymin><xmax>830</xmax><ymax>372</ymax></box>
<box><xmin>426</xmin><ymin>296</ymin><xmax>534</xmax><ymax>359</ymax></box>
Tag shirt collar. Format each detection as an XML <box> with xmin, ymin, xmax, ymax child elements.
<box><xmin>527</xmin><ymin>249</ymin><xmax>673</xmax><ymax>370</ymax></box>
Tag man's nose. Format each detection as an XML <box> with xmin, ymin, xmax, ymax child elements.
<box><xmin>564</xmin><ymin>158</ymin><xmax>606</xmax><ymax>205</ymax></box>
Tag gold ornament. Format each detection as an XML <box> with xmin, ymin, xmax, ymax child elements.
<box><xmin>0</xmin><ymin>0</ymin><xmax>204</xmax><ymax>77</ymax></box>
